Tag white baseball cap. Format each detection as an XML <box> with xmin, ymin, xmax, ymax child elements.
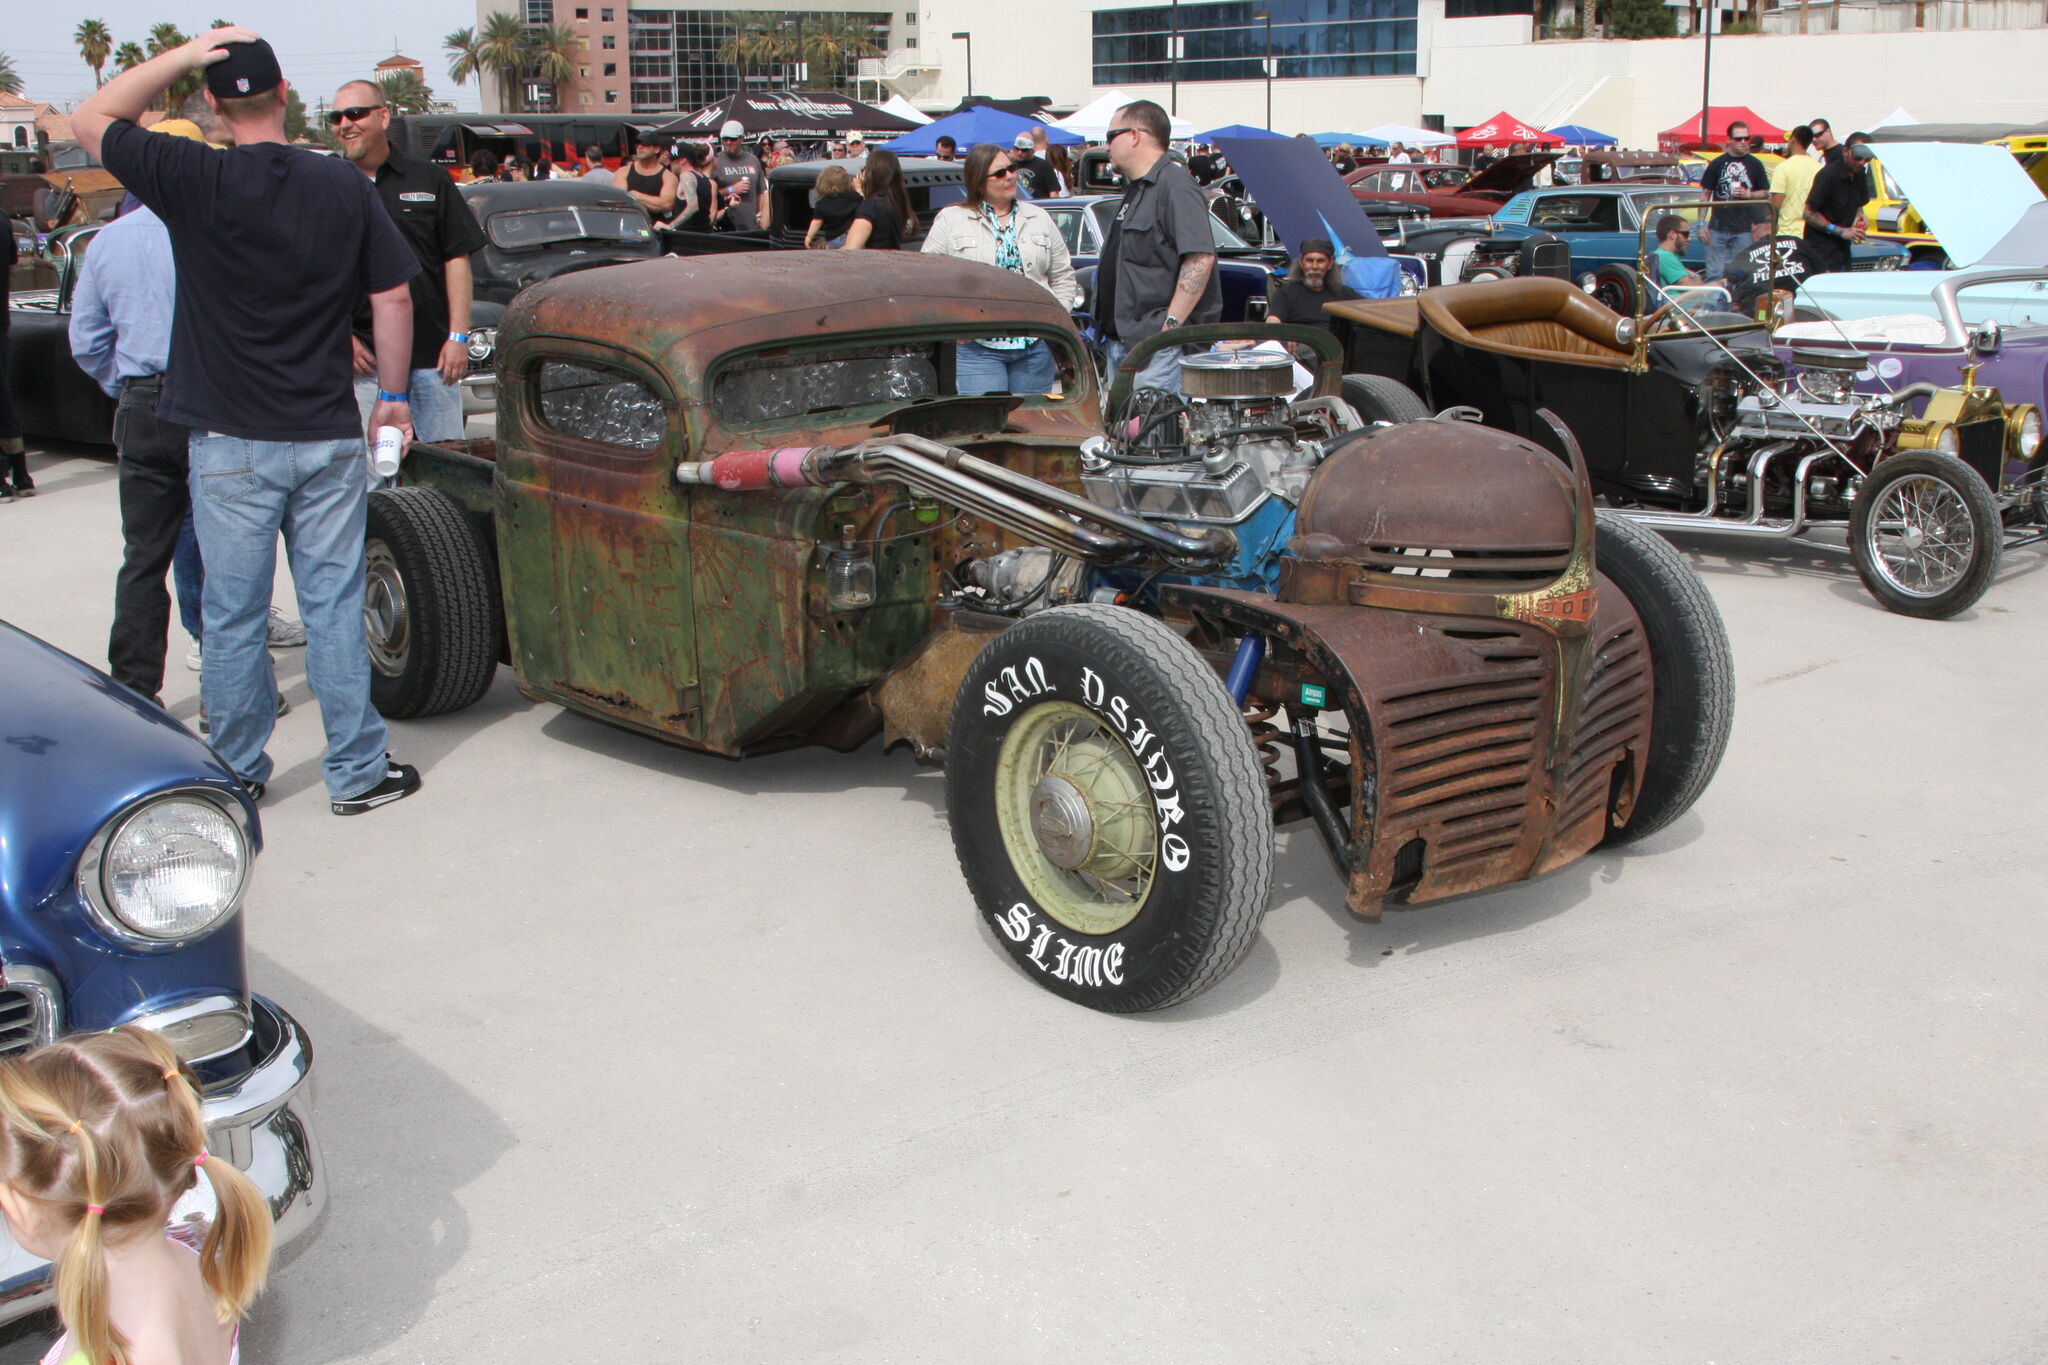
<box><xmin>846</xmin><ymin>131</ymin><xmax>866</xmax><ymax>144</ymax></box>
<box><xmin>720</xmin><ymin>120</ymin><xmax>745</xmax><ymax>139</ymax></box>
<box><xmin>1012</xmin><ymin>133</ymin><xmax>1034</xmax><ymax>151</ymax></box>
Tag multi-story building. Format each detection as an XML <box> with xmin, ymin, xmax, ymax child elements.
<box><xmin>480</xmin><ymin>2</ymin><xmax>906</xmax><ymax>116</ymax></box>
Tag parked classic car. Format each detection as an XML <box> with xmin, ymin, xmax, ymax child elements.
<box><xmin>5</xmin><ymin>221</ymin><xmax>115</xmax><ymax>445</ymax></box>
<box><xmin>455</xmin><ymin>177</ymin><xmax>663</xmax><ymax>411</ymax></box>
<box><xmin>355</xmin><ymin>250</ymin><xmax>1731</xmax><ymax>1013</ymax></box>
<box><xmin>0</xmin><ymin>621</ymin><xmax>324</xmax><ymax>1314</ymax></box>
<box><xmin>1800</xmin><ymin>143</ymin><xmax>2048</xmax><ymax>330</ymax></box>
<box><xmin>1328</xmin><ymin>267</ymin><xmax>2040</xmax><ymax>618</ymax></box>
<box><xmin>1344</xmin><ymin>152</ymin><xmax>1559</xmax><ymax>218</ymax></box>
<box><xmin>1474</xmin><ymin>184</ymin><xmax>1904</xmax><ymax>299</ymax></box>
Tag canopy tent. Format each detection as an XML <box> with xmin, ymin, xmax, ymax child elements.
<box><xmin>1656</xmin><ymin>105</ymin><xmax>1785</xmax><ymax>148</ymax></box>
<box><xmin>879</xmin><ymin>105</ymin><xmax>1083</xmax><ymax>157</ymax></box>
<box><xmin>1053</xmin><ymin>88</ymin><xmax>1196</xmax><ymax>141</ymax></box>
<box><xmin>1867</xmin><ymin>107</ymin><xmax>1920</xmax><ymax>130</ymax></box>
<box><xmin>943</xmin><ymin>96</ymin><xmax>1054</xmax><ymax>119</ymax></box>
<box><xmin>1867</xmin><ymin>119</ymin><xmax>2048</xmax><ymax>143</ymax></box>
<box><xmin>1455</xmin><ymin>112</ymin><xmax>1562</xmax><ymax>148</ymax></box>
<box><xmin>1547</xmin><ymin>123</ymin><xmax>1618</xmax><ymax>146</ymax></box>
<box><xmin>1197</xmin><ymin>123</ymin><xmax>1287</xmax><ymax>142</ymax></box>
<box><xmin>876</xmin><ymin>93</ymin><xmax>932</xmax><ymax>125</ymax></box>
<box><xmin>666</xmin><ymin>90</ymin><xmax>919</xmax><ymax>137</ymax></box>
<box><xmin>1357</xmin><ymin>122</ymin><xmax>1456</xmax><ymax>147</ymax></box>
<box><xmin>1306</xmin><ymin>130</ymin><xmax>1388</xmax><ymax>148</ymax></box>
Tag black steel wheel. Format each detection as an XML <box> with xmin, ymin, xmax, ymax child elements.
<box><xmin>1590</xmin><ymin>262</ymin><xmax>1644</xmax><ymax>318</ymax></box>
<box><xmin>945</xmin><ymin>605</ymin><xmax>1272</xmax><ymax>1013</ymax></box>
<box><xmin>1340</xmin><ymin>373</ymin><xmax>1430</xmax><ymax>425</ymax></box>
<box><xmin>1593</xmin><ymin>514</ymin><xmax>1735</xmax><ymax>846</ymax></box>
<box><xmin>364</xmin><ymin>487</ymin><xmax>503</xmax><ymax>719</ymax></box>
<box><xmin>1849</xmin><ymin>453</ymin><xmax>2001</xmax><ymax>620</ymax></box>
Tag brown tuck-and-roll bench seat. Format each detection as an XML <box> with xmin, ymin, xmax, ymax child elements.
<box><xmin>1416</xmin><ymin>277</ymin><xmax>1635</xmax><ymax>370</ymax></box>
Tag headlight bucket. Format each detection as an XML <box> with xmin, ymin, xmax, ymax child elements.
<box><xmin>466</xmin><ymin>327</ymin><xmax>497</xmax><ymax>364</ymax></box>
<box><xmin>2005</xmin><ymin>403</ymin><xmax>2041</xmax><ymax>459</ymax></box>
<box><xmin>76</xmin><ymin>789</ymin><xmax>250</xmax><ymax>949</ymax></box>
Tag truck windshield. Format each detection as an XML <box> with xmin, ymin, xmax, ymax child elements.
<box><xmin>487</xmin><ymin>206</ymin><xmax>654</xmax><ymax>250</ymax></box>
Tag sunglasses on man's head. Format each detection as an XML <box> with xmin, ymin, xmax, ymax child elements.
<box><xmin>326</xmin><ymin>105</ymin><xmax>385</xmax><ymax>125</ymax></box>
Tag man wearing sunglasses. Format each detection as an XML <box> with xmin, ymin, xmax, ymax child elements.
<box><xmin>73</xmin><ymin>29</ymin><xmax>429</xmax><ymax>817</ymax></box>
<box><xmin>1097</xmin><ymin>99</ymin><xmax>1219</xmax><ymax>394</ymax></box>
<box><xmin>331</xmin><ymin>80</ymin><xmax>486</xmax><ymax>448</ymax></box>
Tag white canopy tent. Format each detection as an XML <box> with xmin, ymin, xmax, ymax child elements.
<box><xmin>1053</xmin><ymin>89</ymin><xmax>1197</xmax><ymax>141</ymax></box>
<box><xmin>877</xmin><ymin>94</ymin><xmax>932</xmax><ymax>125</ymax></box>
<box><xmin>1869</xmin><ymin>107</ymin><xmax>1921</xmax><ymax>130</ymax></box>
<box><xmin>1357</xmin><ymin>122</ymin><xmax>1456</xmax><ymax>147</ymax></box>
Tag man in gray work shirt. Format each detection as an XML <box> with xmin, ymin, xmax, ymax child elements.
<box><xmin>1095</xmin><ymin>98</ymin><xmax>1220</xmax><ymax>395</ymax></box>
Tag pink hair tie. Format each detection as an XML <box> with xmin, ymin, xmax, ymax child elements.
<box><xmin>84</xmin><ymin>1205</ymin><xmax>104</xmax><ymax>1216</ymax></box>
<box><xmin>194</xmin><ymin>1153</ymin><xmax>208</xmax><ymax>1168</ymax></box>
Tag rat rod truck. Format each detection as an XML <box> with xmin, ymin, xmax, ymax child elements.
<box><xmin>364</xmin><ymin>251</ymin><xmax>1733</xmax><ymax>1012</ymax></box>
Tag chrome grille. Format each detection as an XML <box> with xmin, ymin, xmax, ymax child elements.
<box><xmin>0</xmin><ymin>987</ymin><xmax>54</xmax><ymax>1059</ymax></box>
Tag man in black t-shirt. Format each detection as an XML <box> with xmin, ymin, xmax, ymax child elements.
<box><xmin>1267</xmin><ymin>238</ymin><xmax>1361</xmax><ymax>334</ymax></box>
<box><xmin>76</xmin><ymin>28</ymin><xmax>427</xmax><ymax>816</ymax></box>
<box><xmin>1801</xmin><ymin>121</ymin><xmax>1871</xmax><ymax>274</ymax></box>
<box><xmin>333</xmin><ymin>79</ymin><xmax>486</xmax><ymax>446</ymax></box>
<box><xmin>1009</xmin><ymin>134</ymin><xmax>1059</xmax><ymax>201</ymax></box>
<box><xmin>1699</xmin><ymin>121</ymin><xmax>1771</xmax><ymax>284</ymax></box>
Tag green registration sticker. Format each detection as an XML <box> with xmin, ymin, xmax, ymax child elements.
<box><xmin>1300</xmin><ymin>683</ymin><xmax>1327</xmax><ymax>708</ymax></box>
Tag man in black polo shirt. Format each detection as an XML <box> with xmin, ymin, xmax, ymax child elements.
<box><xmin>333</xmin><ymin>79</ymin><xmax>485</xmax><ymax>444</ymax></box>
<box><xmin>75</xmin><ymin>28</ymin><xmax>427</xmax><ymax>816</ymax></box>
<box><xmin>1801</xmin><ymin>120</ymin><xmax>1872</xmax><ymax>274</ymax></box>
<box><xmin>1097</xmin><ymin>99</ymin><xmax>1221</xmax><ymax>395</ymax></box>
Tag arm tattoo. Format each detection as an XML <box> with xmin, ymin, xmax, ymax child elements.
<box><xmin>1177</xmin><ymin>253</ymin><xmax>1216</xmax><ymax>293</ymax></box>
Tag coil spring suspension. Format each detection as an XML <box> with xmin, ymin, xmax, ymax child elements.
<box><xmin>1243</xmin><ymin>700</ymin><xmax>1286</xmax><ymax>794</ymax></box>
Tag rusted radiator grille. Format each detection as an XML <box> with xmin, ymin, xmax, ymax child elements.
<box><xmin>1557</xmin><ymin>621</ymin><xmax>1652</xmax><ymax>835</ymax></box>
<box><xmin>1377</xmin><ymin>631</ymin><xmax>1547</xmax><ymax>874</ymax></box>
<box><xmin>1359</xmin><ymin>546</ymin><xmax>1575</xmax><ymax>583</ymax></box>
<box><xmin>0</xmin><ymin>989</ymin><xmax>50</xmax><ymax>1059</ymax></box>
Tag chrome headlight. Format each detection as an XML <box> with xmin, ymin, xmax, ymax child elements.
<box><xmin>1876</xmin><ymin>252</ymin><xmax>1902</xmax><ymax>270</ymax></box>
<box><xmin>77</xmin><ymin>791</ymin><xmax>250</xmax><ymax>946</ymax></box>
<box><xmin>1933</xmin><ymin>423</ymin><xmax>1960</xmax><ymax>456</ymax></box>
<box><xmin>466</xmin><ymin>327</ymin><xmax>497</xmax><ymax>364</ymax></box>
<box><xmin>2009</xmin><ymin>404</ymin><xmax>2041</xmax><ymax>458</ymax></box>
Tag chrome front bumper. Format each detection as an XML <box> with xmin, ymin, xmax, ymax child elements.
<box><xmin>0</xmin><ymin>994</ymin><xmax>323</xmax><ymax>1321</ymax></box>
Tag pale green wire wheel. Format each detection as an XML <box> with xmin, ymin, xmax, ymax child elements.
<box><xmin>993</xmin><ymin>701</ymin><xmax>1159</xmax><ymax>936</ymax></box>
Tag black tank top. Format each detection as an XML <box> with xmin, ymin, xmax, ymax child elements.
<box><xmin>680</xmin><ymin>170</ymin><xmax>713</xmax><ymax>231</ymax></box>
<box><xmin>625</xmin><ymin>165</ymin><xmax>666</xmax><ymax>198</ymax></box>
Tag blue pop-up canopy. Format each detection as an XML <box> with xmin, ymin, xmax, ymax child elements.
<box><xmin>1547</xmin><ymin>123</ymin><xmax>1618</xmax><ymax>146</ymax></box>
<box><xmin>1195</xmin><ymin>123</ymin><xmax>1286</xmax><ymax>142</ymax></box>
<box><xmin>1308</xmin><ymin>131</ymin><xmax>1387</xmax><ymax>149</ymax></box>
<box><xmin>880</xmin><ymin>106</ymin><xmax>1083</xmax><ymax>156</ymax></box>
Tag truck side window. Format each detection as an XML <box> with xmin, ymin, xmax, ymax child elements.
<box><xmin>536</xmin><ymin>360</ymin><xmax>664</xmax><ymax>450</ymax></box>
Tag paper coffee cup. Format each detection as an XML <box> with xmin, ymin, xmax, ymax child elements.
<box><xmin>372</xmin><ymin>425</ymin><xmax>403</xmax><ymax>478</ymax></box>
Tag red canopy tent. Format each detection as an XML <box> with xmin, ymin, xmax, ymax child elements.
<box><xmin>1455</xmin><ymin>112</ymin><xmax>1563</xmax><ymax>148</ymax></box>
<box><xmin>1657</xmin><ymin>105</ymin><xmax>1786</xmax><ymax>150</ymax></box>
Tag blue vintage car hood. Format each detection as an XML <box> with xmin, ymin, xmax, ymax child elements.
<box><xmin>0</xmin><ymin>620</ymin><xmax>257</xmax><ymax>916</ymax></box>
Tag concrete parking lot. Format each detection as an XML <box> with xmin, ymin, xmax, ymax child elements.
<box><xmin>2</xmin><ymin>436</ymin><xmax>2043</xmax><ymax>1364</ymax></box>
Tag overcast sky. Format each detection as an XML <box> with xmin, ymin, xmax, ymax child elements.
<box><xmin>6</xmin><ymin>3</ymin><xmax>486</xmax><ymax>113</ymax></box>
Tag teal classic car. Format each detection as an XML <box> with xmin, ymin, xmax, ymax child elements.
<box><xmin>1472</xmin><ymin>185</ymin><xmax>1904</xmax><ymax>303</ymax></box>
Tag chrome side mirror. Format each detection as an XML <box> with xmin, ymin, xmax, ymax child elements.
<box><xmin>1972</xmin><ymin>318</ymin><xmax>2002</xmax><ymax>356</ymax></box>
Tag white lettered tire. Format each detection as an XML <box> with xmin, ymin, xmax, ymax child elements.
<box><xmin>945</xmin><ymin>605</ymin><xmax>1273</xmax><ymax>1013</ymax></box>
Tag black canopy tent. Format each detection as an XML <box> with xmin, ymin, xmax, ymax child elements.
<box><xmin>396</xmin><ymin>114</ymin><xmax>656</xmax><ymax>167</ymax></box>
<box><xmin>663</xmin><ymin>91</ymin><xmax>919</xmax><ymax>139</ymax></box>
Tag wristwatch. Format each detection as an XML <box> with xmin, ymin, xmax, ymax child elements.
<box><xmin>1163</xmin><ymin>314</ymin><xmax>1184</xmax><ymax>329</ymax></box>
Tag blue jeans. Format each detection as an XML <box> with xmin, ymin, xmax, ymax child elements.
<box><xmin>955</xmin><ymin>339</ymin><xmax>1058</xmax><ymax>396</ymax></box>
<box><xmin>1701</xmin><ymin>226</ymin><xmax>1737</xmax><ymax>285</ymax></box>
<box><xmin>175</xmin><ymin>512</ymin><xmax>204</xmax><ymax>641</ymax></box>
<box><xmin>188</xmin><ymin>432</ymin><xmax>390</xmax><ymax>800</ymax></box>
<box><xmin>353</xmin><ymin>369</ymin><xmax>465</xmax><ymax>445</ymax></box>
<box><xmin>1104</xmin><ymin>338</ymin><xmax>1186</xmax><ymax>395</ymax></box>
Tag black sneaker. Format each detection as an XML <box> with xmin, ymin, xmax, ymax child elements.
<box><xmin>331</xmin><ymin>759</ymin><xmax>421</xmax><ymax>816</ymax></box>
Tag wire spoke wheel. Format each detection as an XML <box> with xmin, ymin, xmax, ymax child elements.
<box><xmin>1849</xmin><ymin>453</ymin><xmax>2001</xmax><ymax>620</ymax></box>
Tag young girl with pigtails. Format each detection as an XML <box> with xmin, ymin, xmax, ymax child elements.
<box><xmin>0</xmin><ymin>1026</ymin><xmax>273</xmax><ymax>1365</ymax></box>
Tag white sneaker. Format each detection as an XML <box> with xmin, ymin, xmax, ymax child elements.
<box><xmin>266</xmin><ymin>606</ymin><xmax>308</xmax><ymax>647</ymax></box>
<box><xmin>185</xmin><ymin>640</ymin><xmax>202</xmax><ymax>671</ymax></box>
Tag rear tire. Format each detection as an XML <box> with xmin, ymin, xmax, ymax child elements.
<box><xmin>946</xmin><ymin>605</ymin><xmax>1272</xmax><ymax>1013</ymax></box>
<box><xmin>1591</xmin><ymin>262</ymin><xmax>1644</xmax><ymax>318</ymax></box>
<box><xmin>364</xmin><ymin>487</ymin><xmax>502</xmax><ymax>719</ymax></box>
<box><xmin>1593</xmin><ymin>513</ymin><xmax>1734</xmax><ymax>846</ymax></box>
<box><xmin>1340</xmin><ymin>373</ymin><xmax>1430</xmax><ymax>425</ymax></box>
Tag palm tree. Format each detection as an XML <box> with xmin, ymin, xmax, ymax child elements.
<box><xmin>717</xmin><ymin>12</ymin><xmax>786</xmax><ymax>91</ymax></box>
<box><xmin>75</xmin><ymin>19</ymin><xmax>114</xmax><ymax>88</ymax></box>
<box><xmin>798</xmin><ymin>14</ymin><xmax>881</xmax><ymax>93</ymax></box>
<box><xmin>0</xmin><ymin>53</ymin><xmax>22</xmax><ymax>98</ymax></box>
<box><xmin>477</xmin><ymin>11</ymin><xmax>531</xmax><ymax>113</ymax></box>
<box><xmin>378</xmin><ymin>68</ymin><xmax>438</xmax><ymax>116</ymax></box>
<box><xmin>523</xmin><ymin>23</ymin><xmax>578</xmax><ymax>111</ymax></box>
<box><xmin>113</xmin><ymin>41</ymin><xmax>146</xmax><ymax>74</ymax></box>
<box><xmin>444</xmin><ymin>26</ymin><xmax>485</xmax><ymax>92</ymax></box>
<box><xmin>146</xmin><ymin>23</ymin><xmax>188</xmax><ymax>57</ymax></box>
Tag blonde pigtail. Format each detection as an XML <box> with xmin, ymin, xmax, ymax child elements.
<box><xmin>54</xmin><ymin>1118</ymin><xmax>127</xmax><ymax>1365</ymax></box>
<box><xmin>195</xmin><ymin>1152</ymin><xmax>272</xmax><ymax>1319</ymax></box>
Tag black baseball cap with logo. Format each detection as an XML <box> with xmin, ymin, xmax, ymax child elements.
<box><xmin>203</xmin><ymin>38</ymin><xmax>283</xmax><ymax>100</ymax></box>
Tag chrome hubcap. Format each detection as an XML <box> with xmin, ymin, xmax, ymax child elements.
<box><xmin>363</xmin><ymin>540</ymin><xmax>410</xmax><ymax>677</ymax></box>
